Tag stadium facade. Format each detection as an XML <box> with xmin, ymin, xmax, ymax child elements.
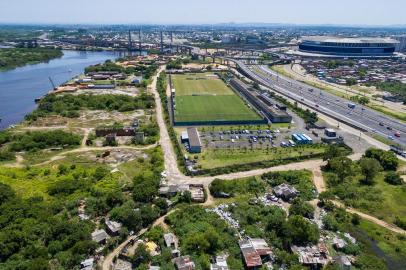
<box><xmin>299</xmin><ymin>36</ymin><xmax>399</xmax><ymax>56</ymax></box>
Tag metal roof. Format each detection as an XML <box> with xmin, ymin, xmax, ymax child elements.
<box><xmin>301</xmin><ymin>36</ymin><xmax>399</xmax><ymax>44</ymax></box>
<box><xmin>187</xmin><ymin>127</ymin><xmax>202</xmax><ymax>148</ymax></box>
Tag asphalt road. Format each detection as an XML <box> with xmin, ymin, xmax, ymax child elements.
<box><xmin>233</xmin><ymin>60</ymin><xmax>406</xmax><ymax>147</ymax></box>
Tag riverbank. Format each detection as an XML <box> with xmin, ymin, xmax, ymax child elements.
<box><xmin>0</xmin><ymin>50</ymin><xmax>121</xmax><ymax>130</ymax></box>
<box><xmin>0</xmin><ymin>47</ymin><xmax>63</xmax><ymax>71</ymax></box>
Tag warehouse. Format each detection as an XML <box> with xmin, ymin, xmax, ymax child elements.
<box><xmin>186</xmin><ymin>127</ymin><xmax>202</xmax><ymax>153</ymax></box>
<box><xmin>229</xmin><ymin>79</ymin><xmax>292</xmax><ymax>123</ymax></box>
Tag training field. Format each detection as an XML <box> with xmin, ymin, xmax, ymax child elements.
<box><xmin>172</xmin><ymin>73</ymin><xmax>263</xmax><ymax>123</ymax></box>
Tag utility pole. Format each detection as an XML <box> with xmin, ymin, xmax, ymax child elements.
<box><xmin>138</xmin><ymin>29</ymin><xmax>142</xmax><ymax>56</ymax></box>
<box><xmin>160</xmin><ymin>31</ymin><xmax>164</xmax><ymax>54</ymax></box>
<box><xmin>128</xmin><ymin>30</ymin><xmax>132</xmax><ymax>51</ymax></box>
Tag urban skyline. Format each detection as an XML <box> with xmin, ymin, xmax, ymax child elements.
<box><xmin>1</xmin><ymin>0</ymin><xmax>406</xmax><ymax>26</ymax></box>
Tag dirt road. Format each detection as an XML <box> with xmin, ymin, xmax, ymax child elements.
<box><xmin>332</xmin><ymin>201</ymin><xmax>406</xmax><ymax>235</ymax></box>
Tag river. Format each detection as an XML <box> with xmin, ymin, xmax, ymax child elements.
<box><xmin>0</xmin><ymin>50</ymin><xmax>138</xmax><ymax>130</ymax></box>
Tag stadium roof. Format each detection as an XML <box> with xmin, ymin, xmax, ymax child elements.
<box><xmin>301</xmin><ymin>36</ymin><xmax>399</xmax><ymax>44</ymax></box>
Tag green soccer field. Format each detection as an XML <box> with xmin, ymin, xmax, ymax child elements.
<box><xmin>171</xmin><ymin>73</ymin><xmax>263</xmax><ymax>123</ymax></box>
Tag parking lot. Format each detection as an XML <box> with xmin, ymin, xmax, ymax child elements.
<box><xmin>199</xmin><ymin>128</ymin><xmax>322</xmax><ymax>150</ymax></box>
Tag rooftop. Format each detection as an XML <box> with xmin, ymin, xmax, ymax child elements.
<box><xmin>301</xmin><ymin>36</ymin><xmax>399</xmax><ymax>44</ymax></box>
<box><xmin>173</xmin><ymin>255</ymin><xmax>195</xmax><ymax>270</ymax></box>
<box><xmin>187</xmin><ymin>127</ymin><xmax>202</xmax><ymax>148</ymax></box>
<box><xmin>91</xmin><ymin>229</ymin><xmax>108</xmax><ymax>243</ymax></box>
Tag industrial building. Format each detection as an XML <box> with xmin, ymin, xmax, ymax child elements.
<box><xmin>229</xmin><ymin>79</ymin><xmax>292</xmax><ymax>123</ymax></box>
<box><xmin>299</xmin><ymin>36</ymin><xmax>399</xmax><ymax>57</ymax></box>
<box><xmin>186</xmin><ymin>127</ymin><xmax>202</xmax><ymax>153</ymax></box>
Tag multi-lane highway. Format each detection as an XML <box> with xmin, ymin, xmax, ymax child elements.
<box><xmin>232</xmin><ymin>60</ymin><xmax>406</xmax><ymax>147</ymax></box>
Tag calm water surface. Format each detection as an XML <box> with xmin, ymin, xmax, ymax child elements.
<box><xmin>0</xmin><ymin>50</ymin><xmax>131</xmax><ymax>130</ymax></box>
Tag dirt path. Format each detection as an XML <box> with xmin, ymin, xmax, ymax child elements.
<box><xmin>102</xmin><ymin>209</ymin><xmax>176</xmax><ymax>270</ymax></box>
<box><xmin>81</xmin><ymin>128</ymin><xmax>92</xmax><ymax>147</ymax></box>
<box><xmin>312</xmin><ymin>166</ymin><xmax>326</xmax><ymax>193</ymax></box>
<box><xmin>29</xmin><ymin>144</ymin><xmax>157</xmax><ymax>167</ymax></box>
<box><xmin>332</xmin><ymin>201</ymin><xmax>406</xmax><ymax>235</ymax></box>
<box><xmin>101</xmin><ymin>227</ymin><xmax>148</xmax><ymax>270</ymax></box>
<box><xmin>151</xmin><ymin>67</ymin><xmax>185</xmax><ymax>183</ymax></box>
<box><xmin>309</xmin><ymin>163</ymin><xmax>406</xmax><ymax>235</ymax></box>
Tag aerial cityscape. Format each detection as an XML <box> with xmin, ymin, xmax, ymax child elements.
<box><xmin>0</xmin><ymin>1</ymin><xmax>406</xmax><ymax>270</ymax></box>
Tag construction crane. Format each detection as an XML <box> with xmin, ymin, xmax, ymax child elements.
<box><xmin>48</xmin><ymin>77</ymin><xmax>57</xmax><ymax>90</ymax></box>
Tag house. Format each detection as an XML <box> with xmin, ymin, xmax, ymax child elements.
<box><xmin>333</xmin><ymin>237</ymin><xmax>347</xmax><ymax>250</ymax></box>
<box><xmin>291</xmin><ymin>243</ymin><xmax>329</xmax><ymax>268</ymax></box>
<box><xmin>273</xmin><ymin>183</ymin><xmax>298</xmax><ymax>201</ymax></box>
<box><xmin>80</xmin><ymin>258</ymin><xmax>94</xmax><ymax>270</ymax></box>
<box><xmin>146</xmin><ymin>241</ymin><xmax>160</xmax><ymax>256</ymax></box>
<box><xmin>189</xmin><ymin>184</ymin><xmax>205</xmax><ymax>202</ymax></box>
<box><xmin>91</xmin><ymin>229</ymin><xmax>108</xmax><ymax>244</ymax></box>
<box><xmin>173</xmin><ymin>255</ymin><xmax>195</xmax><ymax>270</ymax></box>
<box><xmin>105</xmin><ymin>220</ymin><xmax>122</xmax><ymax>236</ymax></box>
<box><xmin>95</xmin><ymin>127</ymin><xmax>136</xmax><ymax>137</ymax></box>
<box><xmin>210</xmin><ymin>255</ymin><xmax>229</xmax><ymax>270</ymax></box>
<box><xmin>159</xmin><ymin>184</ymin><xmax>204</xmax><ymax>202</ymax></box>
<box><xmin>164</xmin><ymin>233</ymin><xmax>178</xmax><ymax>249</ymax></box>
<box><xmin>159</xmin><ymin>184</ymin><xmax>190</xmax><ymax>197</ymax></box>
<box><xmin>239</xmin><ymin>238</ymin><xmax>273</xmax><ymax>269</ymax></box>
<box><xmin>186</xmin><ymin>127</ymin><xmax>202</xmax><ymax>153</ymax></box>
<box><xmin>334</xmin><ymin>255</ymin><xmax>352</xmax><ymax>270</ymax></box>
<box><xmin>181</xmin><ymin>131</ymin><xmax>189</xmax><ymax>143</ymax></box>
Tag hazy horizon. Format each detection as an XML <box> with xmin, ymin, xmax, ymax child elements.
<box><xmin>1</xmin><ymin>0</ymin><xmax>405</xmax><ymax>26</ymax></box>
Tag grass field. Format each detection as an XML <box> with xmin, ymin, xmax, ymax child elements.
<box><xmin>172</xmin><ymin>73</ymin><xmax>262</xmax><ymax>123</ymax></box>
<box><xmin>195</xmin><ymin>145</ymin><xmax>326</xmax><ymax>169</ymax></box>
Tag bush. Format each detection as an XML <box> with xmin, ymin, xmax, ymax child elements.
<box><xmin>289</xmin><ymin>199</ymin><xmax>315</xmax><ymax>219</ymax></box>
<box><xmin>394</xmin><ymin>216</ymin><xmax>406</xmax><ymax>230</ymax></box>
<box><xmin>384</xmin><ymin>171</ymin><xmax>403</xmax><ymax>185</ymax></box>
<box><xmin>0</xmin><ymin>149</ymin><xmax>15</xmax><ymax>161</ymax></box>
<box><xmin>209</xmin><ymin>177</ymin><xmax>265</xmax><ymax>197</ymax></box>
<box><xmin>10</xmin><ymin>130</ymin><xmax>81</xmax><ymax>152</ymax></box>
<box><xmin>286</xmin><ymin>215</ymin><xmax>320</xmax><ymax>245</ymax></box>
<box><xmin>364</xmin><ymin>148</ymin><xmax>399</xmax><ymax>171</ymax></box>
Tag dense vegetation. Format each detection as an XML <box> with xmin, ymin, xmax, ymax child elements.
<box><xmin>318</xmin><ymin>197</ymin><xmax>406</xmax><ymax>270</ymax></box>
<box><xmin>262</xmin><ymin>170</ymin><xmax>316</xmax><ymax>200</ymax></box>
<box><xmin>229</xmin><ymin>202</ymin><xmax>319</xmax><ymax>267</ymax></box>
<box><xmin>26</xmin><ymin>93</ymin><xmax>155</xmax><ymax>121</ymax></box>
<box><xmin>0</xmin><ymin>165</ymin><xmax>114</xmax><ymax>269</ymax></box>
<box><xmin>323</xmin><ymin>148</ymin><xmax>405</xmax><ymax>226</ymax></box>
<box><xmin>0</xmin><ymin>146</ymin><xmax>165</xmax><ymax>269</ymax></box>
<box><xmin>165</xmin><ymin>207</ymin><xmax>244</xmax><ymax>269</ymax></box>
<box><xmin>209</xmin><ymin>177</ymin><xmax>265</xmax><ymax>197</ymax></box>
<box><xmin>0</xmin><ymin>48</ymin><xmax>63</xmax><ymax>71</ymax></box>
<box><xmin>9</xmin><ymin>130</ymin><xmax>81</xmax><ymax>152</ymax></box>
<box><xmin>85</xmin><ymin>60</ymin><xmax>158</xmax><ymax>81</ymax></box>
<box><xmin>271</xmin><ymin>93</ymin><xmax>318</xmax><ymax>124</ymax></box>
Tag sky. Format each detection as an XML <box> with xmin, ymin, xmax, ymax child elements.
<box><xmin>0</xmin><ymin>0</ymin><xmax>405</xmax><ymax>26</ymax></box>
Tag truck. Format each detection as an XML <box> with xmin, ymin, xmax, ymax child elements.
<box><xmin>348</xmin><ymin>103</ymin><xmax>356</xmax><ymax>109</ymax></box>
<box><xmin>390</xmin><ymin>145</ymin><xmax>406</xmax><ymax>157</ymax></box>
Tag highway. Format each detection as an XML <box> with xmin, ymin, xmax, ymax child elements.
<box><xmin>232</xmin><ymin>60</ymin><xmax>406</xmax><ymax>147</ymax></box>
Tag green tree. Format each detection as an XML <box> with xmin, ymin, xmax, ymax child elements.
<box><xmin>359</xmin><ymin>157</ymin><xmax>382</xmax><ymax>185</ymax></box>
<box><xmin>0</xmin><ymin>183</ymin><xmax>15</xmax><ymax>205</ymax></box>
<box><xmin>285</xmin><ymin>215</ymin><xmax>320</xmax><ymax>245</ymax></box>
<box><xmin>364</xmin><ymin>148</ymin><xmax>399</xmax><ymax>171</ymax></box>
<box><xmin>289</xmin><ymin>199</ymin><xmax>315</xmax><ymax>219</ymax></box>
<box><xmin>327</xmin><ymin>157</ymin><xmax>354</xmax><ymax>181</ymax></box>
